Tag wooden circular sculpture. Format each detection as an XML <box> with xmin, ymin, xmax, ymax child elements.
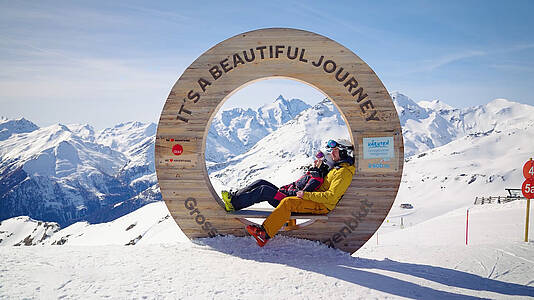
<box><xmin>156</xmin><ymin>28</ymin><xmax>404</xmax><ymax>253</ymax></box>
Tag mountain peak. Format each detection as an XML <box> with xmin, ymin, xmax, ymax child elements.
<box><xmin>260</xmin><ymin>95</ymin><xmax>301</xmax><ymax>113</ymax></box>
<box><xmin>390</xmin><ymin>92</ymin><xmax>418</xmax><ymax>107</ymax></box>
<box><xmin>0</xmin><ymin>116</ymin><xmax>39</xmax><ymax>127</ymax></box>
<box><xmin>50</xmin><ymin>123</ymin><xmax>71</xmax><ymax>133</ymax></box>
<box><xmin>276</xmin><ymin>94</ymin><xmax>286</xmax><ymax>102</ymax></box>
<box><xmin>0</xmin><ymin>117</ymin><xmax>40</xmax><ymax>141</ymax></box>
<box><xmin>486</xmin><ymin>98</ymin><xmax>513</xmax><ymax>108</ymax></box>
<box><xmin>390</xmin><ymin>92</ymin><xmax>428</xmax><ymax>124</ymax></box>
<box><xmin>418</xmin><ymin>99</ymin><xmax>454</xmax><ymax>111</ymax></box>
<box><xmin>113</xmin><ymin>121</ymin><xmax>145</xmax><ymax>130</ymax></box>
<box><xmin>67</xmin><ymin>123</ymin><xmax>94</xmax><ymax>131</ymax></box>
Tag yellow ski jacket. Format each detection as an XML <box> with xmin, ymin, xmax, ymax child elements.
<box><xmin>301</xmin><ymin>162</ymin><xmax>355</xmax><ymax>210</ymax></box>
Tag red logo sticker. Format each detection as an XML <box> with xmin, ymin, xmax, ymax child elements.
<box><xmin>523</xmin><ymin>160</ymin><xmax>534</xmax><ymax>179</ymax></box>
<box><xmin>172</xmin><ymin>144</ymin><xmax>183</xmax><ymax>156</ymax></box>
<box><xmin>522</xmin><ymin>178</ymin><xmax>534</xmax><ymax>199</ymax></box>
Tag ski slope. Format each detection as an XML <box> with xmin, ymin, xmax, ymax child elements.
<box><xmin>1</xmin><ymin>201</ymin><xmax>532</xmax><ymax>299</ymax></box>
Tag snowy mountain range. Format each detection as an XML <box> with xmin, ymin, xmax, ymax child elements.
<box><xmin>391</xmin><ymin>92</ymin><xmax>534</xmax><ymax>157</ymax></box>
<box><xmin>0</xmin><ymin>119</ymin><xmax>158</xmax><ymax>227</ymax></box>
<box><xmin>206</xmin><ymin>95</ymin><xmax>310</xmax><ymax>162</ymax></box>
<box><xmin>1</xmin><ymin>92</ymin><xmax>533</xmax><ymax>234</ymax></box>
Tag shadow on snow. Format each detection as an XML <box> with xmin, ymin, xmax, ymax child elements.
<box><xmin>195</xmin><ymin>235</ymin><xmax>534</xmax><ymax>299</ymax></box>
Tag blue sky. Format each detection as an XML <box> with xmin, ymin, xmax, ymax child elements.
<box><xmin>1</xmin><ymin>1</ymin><xmax>533</xmax><ymax>129</ymax></box>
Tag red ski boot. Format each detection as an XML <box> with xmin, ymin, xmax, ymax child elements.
<box><xmin>246</xmin><ymin>225</ymin><xmax>270</xmax><ymax>247</ymax></box>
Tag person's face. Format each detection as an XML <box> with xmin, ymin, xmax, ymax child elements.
<box><xmin>330</xmin><ymin>147</ymin><xmax>340</xmax><ymax>161</ymax></box>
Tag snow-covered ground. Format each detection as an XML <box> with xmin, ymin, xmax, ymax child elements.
<box><xmin>1</xmin><ymin>201</ymin><xmax>532</xmax><ymax>299</ymax></box>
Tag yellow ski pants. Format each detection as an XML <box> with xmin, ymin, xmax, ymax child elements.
<box><xmin>262</xmin><ymin>196</ymin><xmax>329</xmax><ymax>238</ymax></box>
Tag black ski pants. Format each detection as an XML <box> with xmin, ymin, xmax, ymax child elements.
<box><xmin>231</xmin><ymin>179</ymin><xmax>280</xmax><ymax>210</ymax></box>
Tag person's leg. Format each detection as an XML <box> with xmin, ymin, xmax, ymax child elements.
<box><xmin>234</xmin><ymin>179</ymin><xmax>277</xmax><ymax>197</ymax></box>
<box><xmin>251</xmin><ymin>180</ymin><xmax>281</xmax><ymax>208</ymax></box>
<box><xmin>267</xmin><ymin>198</ymin><xmax>280</xmax><ymax>208</ymax></box>
<box><xmin>231</xmin><ymin>184</ymin><xmax>278</xmax><ymax>210</ymax></box>
<box><xmin>262</xmin><ymin>197</ymin><xmax>329</xmax><ymax>238</ymax></box>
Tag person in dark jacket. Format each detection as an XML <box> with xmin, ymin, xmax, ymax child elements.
<box><xmin>221</xmin><ymin>151</ymin><xmax>331</xmax><ymax>212</ymax></box>
<box><xmin>274</xmin><ymin>150</ymin><xmax>330</xmax><ymax>201</ymax></box>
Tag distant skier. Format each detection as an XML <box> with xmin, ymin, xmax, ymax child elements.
<box><xmin>221</xmin><ymin>150</ymin><xmax>331</xmax><ymax>211</ymax></box>
<box><xmin>242</xmin><ymin>139</ymin><xmax>355</xmax><ymax>247</ymax></box>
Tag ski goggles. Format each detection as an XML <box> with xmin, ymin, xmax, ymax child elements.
<box><xmin>326</xmin><ymin>139</ymin><xmax>339</xmax><ymax>148</ymax></box>
<box><xmin>326</xmin><ymin>139</ymin><xmax>340</xmax><ymax>151</ymax></box>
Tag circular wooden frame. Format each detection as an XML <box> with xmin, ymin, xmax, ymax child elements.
<box><xmin>156</xmin><ymin>28</ymin><xmax>403</xmax><ymax>253</ymax></box>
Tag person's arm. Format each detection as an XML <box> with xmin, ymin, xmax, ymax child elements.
<box><xmin>276</xmin><ymin>183</ymin><xmax>297</xmax><ymax>200</ymax></box>
<box><xmin>301</xmin><ymin>171</ymin><xmax>323</xmax><ymax>192</ymax></box>
<box><xmin>284</xmin><ymin>187</ymin><xmax>299</xmax><ymax>196</ymax></box>
<box><xmin>301</xmin><ymin>168</ymin><xmax>352</xmax><ymax>206</ymax></box>
<box><xmin>301</xmin><ymin>179</ymin><xmax>322</xmax><ymax>192</ymax></box>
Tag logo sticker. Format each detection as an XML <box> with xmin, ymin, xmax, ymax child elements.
<box><xmin>172</xmin><ymin>144</ymin><xmax>184</xmax><ymax>156</ymax></box>
<box><xmin>363</xmin><ymin>137</ymin><xmax>394</xmax><ymax>159</ymax></box>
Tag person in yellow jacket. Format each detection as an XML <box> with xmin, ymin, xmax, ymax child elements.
<box><xmin>246</xmin><ymin>139</ymin><xmax>355</xmax><ymax>247</ymax></box>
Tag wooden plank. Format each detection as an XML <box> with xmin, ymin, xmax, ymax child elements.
<box><xmin>226</xmin><ymin>209</ymin><xmax>328</xmax><ymax>220</ymax></box>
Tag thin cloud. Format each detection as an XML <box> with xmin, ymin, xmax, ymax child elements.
<box><xmin>394</xmin><ymin>43</ymin><xmax>534</xmax><ymax>77</ymax></box>
<box><xmin>489</xmin><ymin>63</ymin><xmax>534</xmax><ymax>73</ymax></box>
<box><xmin>421</xmin><ymin>50</ymin><xmax>486</xmax><ymax>72</ymax></box>
<box><xmin>494</xmin><ymin>43</ymin><xmax>534</xmax><ymax>54</ymax></box>
<box><xmin>278</xmin><ymin>0</ymin><xmax>388</xmax><ymax>44</ymax></box>
<box><xmin>0</xmin><ymin>42</ymin><xmax>181</xmax><ymax>111</ymax></box>
<box><xmin>0</xmin><ymin>3</ymin><xmax>132</xmax><ymax>28</ymax></box>
<box><xmin>119</xmin><ymin>4</ymin><xmax>192</xmax><ymax>23</ymax></box>
<box><xmin>0</xmin><ymin>51</ymin><xmax>177</xmax><ymax>129</ymax></box>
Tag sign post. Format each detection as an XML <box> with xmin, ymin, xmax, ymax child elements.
<box><xmin>526</xmin><ymin>199</ymin><xmax>531</xmax><ymax>242</ymax></box>
<box><xmin>522</xmin><ymin>158</ymin><xmax>534</xmax><ymax>242</ymax></box>
<box><xmin>466</xmin><ymin>208</ymin><xmax>469</xmax><ymax>246</ymax></box>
